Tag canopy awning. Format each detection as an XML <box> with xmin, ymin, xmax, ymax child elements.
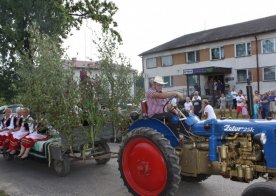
<box><xmin>183</xmin><ymin>66</ymin><xmax>232</xmax><ymax>75</ymax></box>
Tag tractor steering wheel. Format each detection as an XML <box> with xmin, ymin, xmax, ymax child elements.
<box><xmin>163</xmin><ymin>97</ymin><xmax>177</xmax><ymax>113</ymax></box>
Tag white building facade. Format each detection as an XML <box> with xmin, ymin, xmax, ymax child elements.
<box><xmin>140</xmin><ymin>15</ymin><xmax>276</xmax><ymax>97</ymax></box>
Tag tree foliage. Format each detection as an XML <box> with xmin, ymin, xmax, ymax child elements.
<box><xmin>93</xmin><ymin>32</ymin><xmax>135</xmax><ymax>138</ymax></box>
<box><xmin>16</xmin><ymin>25</ymin><xmax>81</xmax><ymax>133</ymax></box>
<box><xmin>0</xmin><ymin>0</ymin><xmax>120</xmax><ymax>102</ymax></box>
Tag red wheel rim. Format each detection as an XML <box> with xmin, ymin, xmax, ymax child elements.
<box><xmin>122</xmin><ymin>137</ymin><xmax>167</xmax><ymax>196</ymax></box>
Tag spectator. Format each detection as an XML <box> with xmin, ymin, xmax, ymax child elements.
<box><xmin>236</xmin><ymin>90</ymin><xmax>245</xmax><ymax>119</ymax></box>
<box><xmin>192</xmin><ymin>94</ymin><xmax>202</xmax><ymax>119</ymax></box>
<box><xmin>226</xmin><ymin>91</ymin><xmax>234</xmax><ymax>118</ymax></box>
<box><xmin>253</xmin><ymin>99</ymin><xmax>260</xmax><ymax>119</ymax></box>
<box><xmin>242</xmin><ymin>100</ymin><xmax>249</xmax><ymax>119</ymax></box>
<box><xmin>219</xmin><ymin>93</ymin><xmax>227</xmax><ymax>118</ymax></box>
<box><xmin>204</xmin><ymin>80</ymin><xmax>210</xmax><ymax>95</ymax></box>
<box><xmin>213</xmin><ymin>80</ymin><xmax>218</xmax><ymax>96</ymax></box>
<box><xmin>217</xmin><ymin>80</ymin><xmax>224</xmax><ymax>95</ymax></box>
<box><xmin>254</xmin><ymin>90</ymin><xmax>262</xmax><ymax>118</ymax></box>
<box><xmin>269</xmin><ymin>91</ymin><xmax>276</xmax><ymax>119</ymax></box>
<box><xmin>202</xmin><ymin>99</ymin><xmax>217</xmax><ymax>120</ymax></box>
<box><xmin>192</xmin><ymin>91</ymin><xmax>201</xmax><ymax>101</ymax></box>
<box><xmin>260</xmin><ymin>92</ymin><xmax>270</xmax><ymax>119</ymax></box>
<box><xmin>231</xmin><ymin>87</ymin><xmax>238</xmax><ymax>110</ymax></box>
<box><xmin>184</xmin><ymin>97</ymin><xmax>193</xmax><ymax>113</ymax></box>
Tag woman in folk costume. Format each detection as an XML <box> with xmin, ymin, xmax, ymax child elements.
<box><xmin>0</xmin><ymin>107</ymin><xmax>23</xmax><ymax>152</ymax></box>
<box><xmin>0</xmin><ymin>108</ymin><xmax>16</xmax><ymax>152</ymax></box>
<box><xmin>8</xmin><ymin>107</ymin><xmax>34</xmax><ymax>156</ymax></box>
<box><xmin>18</xmin><ymin>120</ymin><xmax>49</xmax><ymax>159</ymax></box>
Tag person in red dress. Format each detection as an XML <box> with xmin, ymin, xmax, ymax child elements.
<box><xmin>0</xmin><ymin>108</ymin><xmax>16</xmax><ymax>152</ymax></box>
<box><xmin>18</xmin><ymin>121</ymin><xmax>48</xmax><ymax>159</ymax></box>
<box><xmin>8</xmin><ymin>108</ymin><xmax>34</xmax><ymax>157</ymax></box>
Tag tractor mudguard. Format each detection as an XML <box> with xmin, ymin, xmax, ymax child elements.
<box><xmin>128</xmin><ymin>118</ymin><xmax>179</xmax><ymax>147</ymax></box>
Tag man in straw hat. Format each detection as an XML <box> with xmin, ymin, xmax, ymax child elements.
<box><xmin>146</xmin><ymin>76</ymin><xmax>184</xmax><ymax>124</ymax></box>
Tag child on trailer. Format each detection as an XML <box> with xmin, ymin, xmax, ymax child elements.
<box><xmin>242</xmin><ymin>100</ymin><xmax>249</xmax><ymax>119</ymax></box>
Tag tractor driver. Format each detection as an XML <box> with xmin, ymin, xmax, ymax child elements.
<box><xmin>146</xmin><ymin>76</ymin><xmax>184</xmax><ymax>135</ymax></box>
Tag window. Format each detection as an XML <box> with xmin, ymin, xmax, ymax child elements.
<box><xmin>210</xmin><ymin>47</ymin><xmax>224</xmax><ymax>60</ymax></box>
<box><xmin>237</xmin><ymin>69</ymin><xmax>252</xmax><ymax>83</ymax></box>
<box><xmin>161</xmin><ymin>55</ymin><xmax>172</xmax><ymax>66</ymax></box>
<box><xmin>163</xmin><ymin>76</ymin><xmax>173</xmax><ymax>87</ymax></box>
<box><xmin>146</xmin><ymin>58</ymin><xmax>156</xmax><ymax>69</ymax></box>
<box><xmin>187</xmin><ymin>51</ymin><xmax>200</xmax><ymax>63</ymax></box>
<box><xmin>235</xmin><ymin>42</ymin><xmax>251</xmax><ymax>57</ymax></box>
<box><xmin>262</xmin><ymin>38</ymin><xmax>276</xmax><ymax>54</ymax></box>
<box><xmin>263</xmin><ymin>66</ymin><xmax>276</xmax><ymax>81</ymax></box>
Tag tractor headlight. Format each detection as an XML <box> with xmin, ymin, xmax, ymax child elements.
<box><xmin>130</xmin><ymin>111</ymin><xmax>139</xmax><ymax>121</ymax></box>
<box><xmin>253</xmin><ymin>133</ymin><xmax>267</xmax><ymax>145</ymax></box>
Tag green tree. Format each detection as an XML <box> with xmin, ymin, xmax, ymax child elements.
<box><xmin>16</xmin><ymin>25</ymin><xmax>80</xmax><ymax>130</ymax></box>
<box><xmin>93</xmin><ymin>32</ymin><xmax>134</xmax><ymax>140</ymax></box>
<box><xmin>0</xmin><ymin>0</ymin><xmax>120</xmax><ymax>102</ymax></box>
<box><xmin>133</xmin><ymin>71</ymin><xmax>145</xmax><ymax>104</ymax></box>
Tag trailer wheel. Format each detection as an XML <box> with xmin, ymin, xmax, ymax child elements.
<box><xmin>118</xmin><ymin>127</ymin><xmax>181</xmax><ymax>196</ymax></box>
<box><xmin>94</xmin><ymin>142</ymin><xmax>111</xmax><ymax>164</ymax></box>
<box><xmin>242</xmin><ymin>182</ymin><xmax>276</xmax><ymax>196</ymax></box>
<box><xmin>52</xmin><ymin>156</ymin><xmax>70</xmax><ymax>177</ymax></box>
<box><xmin>181</xmin><ymin>174</ymin><xmax>210</xmax><ymax>182</ymax></box>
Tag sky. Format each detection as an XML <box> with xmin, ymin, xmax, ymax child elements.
<box><xmin>63</xmin><ymin>0</ymin><xmax>276</xmax><ymax>72</ymax></box>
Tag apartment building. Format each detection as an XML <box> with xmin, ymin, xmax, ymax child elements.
<box><xmin>140</xmin><ymin>15</ymin><xmax>276</xmax><ymax>97</ymax></box>
<box><xmin>67</xmin><ymin>58</ymin><xmax>136</xmax><ymax>96</ymax></box>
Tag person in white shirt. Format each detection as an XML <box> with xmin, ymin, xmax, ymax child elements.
<box><xmin>192</xmin><ymin>91</ymin><xmax>201</xmax><ymax>101</ymax></box>
<box><xmin>184</xmin><ymin>97</ymin><xmax>193</xmax><ymax>113</ymax></box>
<box><xmin>202</xmin><ymin>99</ymin><xmax>217</xmax><ymax>120</ymax></box>
<box><xmin>236</xmin><ymin>90</ymin><xmax>245</xmax><ymax>119</ymax></box>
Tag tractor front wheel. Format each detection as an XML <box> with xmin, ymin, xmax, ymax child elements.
<box><xmin>242</xmin><ymin>181</ymin><xmax>276</xmax><ymax>196</ymax></box>
<box><xmin>118</xmin><ymin>127</ymin><xmax>180</xmax><ymax>196</ymax></box>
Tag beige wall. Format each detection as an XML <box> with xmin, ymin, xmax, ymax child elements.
<box><xmin>173</xmin><ymin>75</ymin><xmax>187</xmax><ymax>86</ymax></box>
<box><xmin>156</xmin><ymin>57</ymin><xmax>162</xmax><ymax>67</ymax></box>
<box><xmin>224</xmin><ymin>44</ymin><xmax>235</xmax><ymax>58</ymax></box>
<box><xmin>199</xmin><ymin>48</ymin><xmax>210</xmax><ymax>62</ymax></box>
<box><xmin>173</xmin><ymin>53</ymin><xmax>186</xmax><ymax>65</ymax></box>
<box><xmin>251</xmin><ymin>67</ymin><xmax>263</xmax><ymax>82</ymax></box>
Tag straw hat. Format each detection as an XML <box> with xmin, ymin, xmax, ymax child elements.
<box><xmin>153</xmin><ymin>76</ymin><xmax>167</xmax><ymax>85</ymax></box>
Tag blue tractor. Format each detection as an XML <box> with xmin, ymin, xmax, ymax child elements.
<box><xmin>118</xmin><ymin>98</ymin><xmax>276</xmax><ymax>196</ymax></box>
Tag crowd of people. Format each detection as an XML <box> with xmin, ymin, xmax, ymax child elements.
<box><xmin>0</xmin><ymin>107</ymin><xmax>48</xmax><ymax>160</ymax></box>
<box><xmin>147</xmin><ymin>75</ymin><xmax>276</xmax><ymax>122</ymax></box>
<box><xmin>216</xmin><ymin>87</ymin><xmax>276</xmax><ymax>119</ymax></box>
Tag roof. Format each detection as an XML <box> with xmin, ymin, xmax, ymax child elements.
<box><xmin>140</xmin><ymin>15</ymin><xmax>276</xmax><ymax>56</ymax></box>
<box><xmin>72</xmin><ymin>59</ymin><xmax>99</xmax><ymax>69</ymax></box>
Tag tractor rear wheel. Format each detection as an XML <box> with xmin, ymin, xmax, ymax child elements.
<box><xmin>52</xmin><ymin>155</ymin><xmax>70</xmax><ymax>177</ymax></box>
<box><xmin>118</xmin><ymin>127</ymin><xmax>181</xmax><ymax>196</ymax></box>
<box><xmin>242</xmin><ymin>181</ymin><xmax>276</xmax><ymax>196</ymax></box>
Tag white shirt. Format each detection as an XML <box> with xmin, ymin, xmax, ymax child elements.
<box><xmin>231</xmin><ymin>91</ymin><xmax>237</xmax><ymax>99</ymax></box>
<box><xmin>184</xmin><ymin>102</ymin><xmax>193</xmax><ymax>112</ymax></box>
<box><xmin>204</xmin><ymin>105</ymin><xmax>217</xmax><ymax>120</ymax></box>
<box><xmin>236</xmin><ymin>95</ymin><xmax>245</xmax><ymax>107</ymax></box>
<box><xmin>192</xmin><ymin>96</ymin><xmax>201</xmax><ymax>101</ymax></box>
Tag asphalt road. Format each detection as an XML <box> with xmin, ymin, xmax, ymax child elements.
<box><xmin>0</xmin><ymin>143</ymin><xmax>264</xmax><ymax>196</ymax></box>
